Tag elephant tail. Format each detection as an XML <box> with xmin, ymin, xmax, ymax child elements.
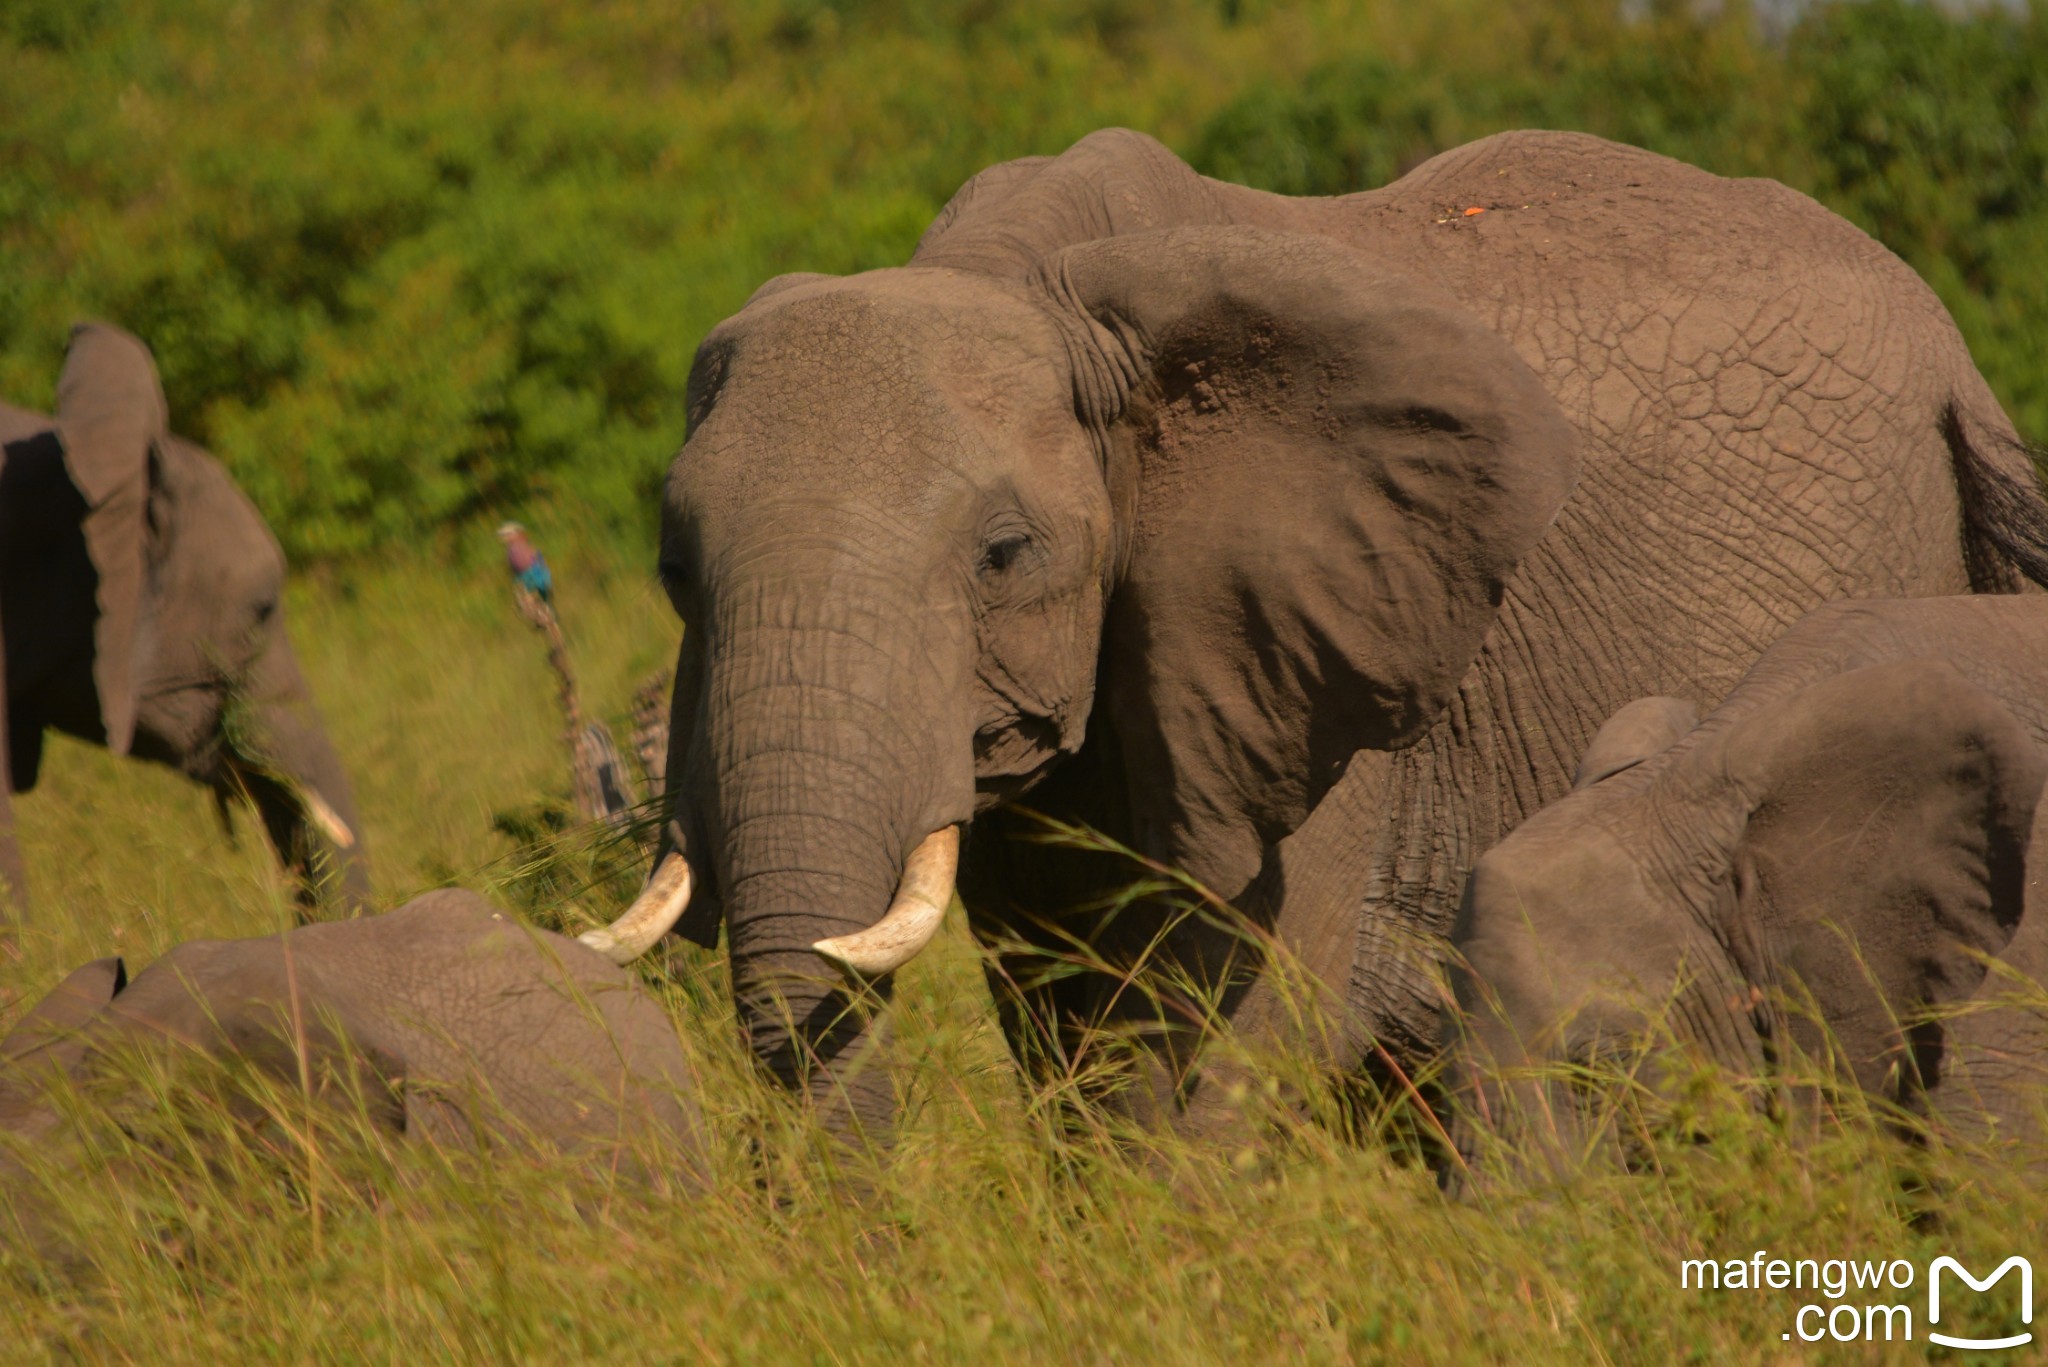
<box><xmin>1947</xmin><ymin>401</ymin><xmax>2048</xmax><ymax>592</ymax></box>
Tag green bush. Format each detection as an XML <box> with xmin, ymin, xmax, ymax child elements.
<box><xmin>1</xmin><ymin>0</ymin><xmax>2040</xmax><ymax>564</ymax></box>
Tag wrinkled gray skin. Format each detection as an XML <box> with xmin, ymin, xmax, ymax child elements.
<box><xmin>654</xmin><ymin>128</ymin><xmax>2048</xmax><ymax>1143</ymax></box>
<box><xmin>0</xmin><ymin>323</ymin><xmax>368</xmax><ymax>927</ymax></box>
<box><xmin>1449</xmin><ymin>597</ymin><xmax>2048</xmax><ymax>1176</ymax></box>
<box><xmin>1</xmin><ymin>889</ymin><xmax>704</xmax><ymax>1252</ymax></box>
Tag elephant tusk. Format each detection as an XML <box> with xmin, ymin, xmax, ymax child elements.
<box><xmin>812</xmin><ymin>826</ymin><xmax>958</xmax><ymax>982</ymax></box>
<box><xmin>300</xmin><ymin>789</ymin><xmax>357</xmax><ymax>850</ymax></box>
<box><xmin>578</xmin><ymin>853</ymin><xmax>694</xmax><ymax>964</ymax></box>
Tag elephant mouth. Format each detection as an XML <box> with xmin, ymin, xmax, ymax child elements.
<box><xmin>577</xmin><ymin>824</ymin><xmax>960</xmax><ymax>981</ymax></box>
<box><xmin>972</xmin><ymin>709</ymin><xmax>1067</xmax><ymax>790</ymax></box>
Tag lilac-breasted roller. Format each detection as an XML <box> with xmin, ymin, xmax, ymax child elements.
<box><xmin>497</xmin><ymin>521</ymin><xmax>553</xmax><ymax>604</ymax></box>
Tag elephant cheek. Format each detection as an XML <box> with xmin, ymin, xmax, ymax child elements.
<box><xmin>968</xmin><ymin>582</ymin><xmax>1105</xmax><ymax>803</ymax></box>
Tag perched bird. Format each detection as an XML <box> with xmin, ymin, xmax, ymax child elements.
<box><xmin>498</xmin><ymin>521</ymin><xmax>553</xmax><ymax>605</ymax></box>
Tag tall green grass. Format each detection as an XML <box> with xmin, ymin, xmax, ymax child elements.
<box><xmin>5</xmin><ymin>560</ymin><xmax>2046</xmax><ymax>1361</ymax></box>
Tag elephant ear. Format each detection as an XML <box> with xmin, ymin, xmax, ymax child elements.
<box><xmin>1039</xmin><ymin>225</ymin><xmax>1578</xmax><ymax>881</ymax></box>
<box><xmin>53</xmin><ymin>322</ymin><xmax>166</xmax><ymax>757</ymax></box>
<box><xmin>1713</xmin><ymin>657</ymin><xmax>2047</xmax><ymax>1096</ymax></box>
<box><xmin>0</xmin><ymin>956</ymin><xmax>126</xmax><ymax>1064</ymax></box>
<box><xmin>1573</xmin><ymin>697</ymin><xmax>1700</xmax><ymax>789</ymax></box>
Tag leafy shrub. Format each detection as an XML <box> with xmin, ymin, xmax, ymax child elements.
<box><xmin>2</xmin><ymin>0</ymin><xmax>2040</xmax><ymax>565</ymax></box>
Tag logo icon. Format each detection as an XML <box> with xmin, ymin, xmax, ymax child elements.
<box><xmin>1928</xmin><ymin>1256</ymin><xmax>2034</xmax><ymax>1351</ymax></box>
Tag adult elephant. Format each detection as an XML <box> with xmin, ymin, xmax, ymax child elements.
<box><xmin>0</xmin><ymin>323</ymin><xmax>369</xmax><ymax>927</ymax></box>
<box><xmin>589</xmin><ymin>128</ymin><xmax>2048</xmax><ymax>1144</ymax></box>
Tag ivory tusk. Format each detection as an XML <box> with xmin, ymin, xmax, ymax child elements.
<box><xmin>299</xmin><ymin>789</ymin><xmax>357</xmax><ymax>850</ymax></box>
<box><xmin>812</xmin><ymin>826</ymin><xmax>958</xmax><ymax>982</ymax></box>
<box><xmin>578</xmin><ymin>853</ymin><xmax>694</xmax><ymax>965</ymax></box>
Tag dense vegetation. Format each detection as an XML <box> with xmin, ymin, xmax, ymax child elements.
<box><xmin>1</xmin><ymin>0</ymin><xmax>2042</xmax><ymax>561</ymax></box>
<box><xmin>4</xmin><ymin>2</ymin><xmax>2047</xmax><ymax>1360</ymax></box>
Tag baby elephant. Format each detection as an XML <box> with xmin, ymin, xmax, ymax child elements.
<box><xmin>1</xmin><ymin>868</ymin><xmax>703</xmax><ymax>1251</ymax></box>
<box><xmin>1447</xmin><ymin>596</ymin><xmax>2048</xmax><ymax>1175</ymax></box>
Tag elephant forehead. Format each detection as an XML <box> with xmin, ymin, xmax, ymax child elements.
<box><xmin>708</xmin><ymin>269</ymin><xmax>1064</xmax><ymax>397</ymax></box>
<box><xmin>1471</xmin><ymin>778</ymin><xmax>1683</xmax><ymax>922</ymax></box>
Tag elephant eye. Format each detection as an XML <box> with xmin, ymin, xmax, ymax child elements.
<box><xmin>981</xmin><ymin>532</ymin><xmax>1032</xmax><ymax>576</ymax></box>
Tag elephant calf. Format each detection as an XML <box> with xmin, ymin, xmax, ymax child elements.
<box><xmin>1446</xmin><ymin>596</ymin><xmax>2048</xmax><ymax>1175</ymax></box>
<box><xmin>1</xmin><ymin>873</ymin><xmax>704</xmax><ymax>1254</ymax></box>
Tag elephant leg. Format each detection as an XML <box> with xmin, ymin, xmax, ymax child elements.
<box><xmin>973</xmin><ymin>909</ymin><xmax>1103</xmax><ymax>1097</ymax></box>
<box><xmin>962</xmin><ymin>828</ymin><xmax>1254</xmax><ymax>1146</ymax></box>
<box><xmin>1137</xmin><ymin>751</ymin><xmax>1420</xmax><ymax>1150</ymax></box>
<box><xmin>0</xmin><ymin>612</ymin><xmax>23</xmax><ymax>942</ymax></box>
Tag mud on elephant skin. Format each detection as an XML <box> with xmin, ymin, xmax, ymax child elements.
<box><xmin>0</xmin><ymin>879</ymin><xmax>706</xmax><ymax>1258</ymax></box>
<box><xmin>0</xmin><ymin>322</ymin><xmax>368</xmax><ymax>927</ymax></box>
<box><xmin>617</xmin><ymin>126</ymin><xmax>2048</xmax><ymax>1147</ymax></box>
<box><xmin>1447</xmin><ymin>596</ymin><xmax>2048</xmax><ymax>1180</ymax></box>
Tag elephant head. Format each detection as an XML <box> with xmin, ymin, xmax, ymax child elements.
<box><xmin>0</xmin><ymin>323</ymin><xmax>369</xmax><ymax>916</ymax></box>
<box><xmin>589</xmin><ymin>130</ymin><xmax>1578</xmax><ymax>1137</ymax></box>
<box><xmin>1448</xmin><ymin>656</ymin><xmax>2048</xmax><ymax>1174</ymax></box>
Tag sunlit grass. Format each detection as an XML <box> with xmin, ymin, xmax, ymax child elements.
<box><xmin>6</xmin><ymin>560</ymin><xmax>2047</xmax><ymax>1362</ymax></box>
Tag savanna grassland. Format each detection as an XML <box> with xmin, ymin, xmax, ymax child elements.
<box><xmin>4</xmin><ymin>1</ymin><xmax>2048</xmax><ymax>1361</ymax></box>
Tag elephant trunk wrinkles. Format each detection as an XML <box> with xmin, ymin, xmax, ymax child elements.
<box><xmin>700</xmin><ymin>579</ymin><xmax>971</xmax><ymax>1143</ymax></box>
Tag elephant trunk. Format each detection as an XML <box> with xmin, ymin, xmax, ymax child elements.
<box><xmin>230</xmin><ymin>623</ymin><xmax>371</xmax><ymax>914</ymax></box>
<box><xmin>698</xmin><ymin>568</ymin><xmax>973</xmax><ymax>1144</ymax></box>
